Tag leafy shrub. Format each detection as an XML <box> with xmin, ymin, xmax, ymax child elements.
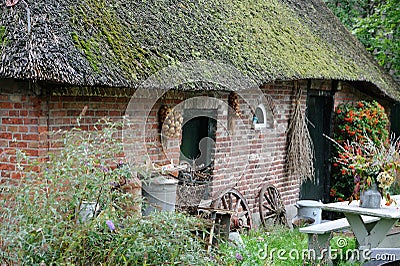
<box><xmin>0</xmin><ymin>118</ymin><xmax>212</xmax><ymax>265</ymax></box>
<box><xmin>330</xmin><ymin>100</ymin><xmax>389</xmax><ymax>200</ymax></box>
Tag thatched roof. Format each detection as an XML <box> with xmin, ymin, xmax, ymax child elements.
<box><xmin>0</xmin><ymin>0</ymin><xmax>398</xmax><ymax>100</ymax></box>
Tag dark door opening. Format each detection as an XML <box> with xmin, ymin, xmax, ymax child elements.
<box><xmin>300</xmin><ymin>91</ymin><xmax>333</xmax><ymax>202</ymax></box>
<box><xmin>180</xmin><ymin>109</ymin><xmax>217</xmax><ymax>169</ymax></box>
<box><xmin>391</xmin><ymin>103</ymin><xmax>400</xmax><ymax>137</ymax></box>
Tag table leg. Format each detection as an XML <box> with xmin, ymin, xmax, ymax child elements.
<box><xmin>344</xmin><ymin>214</ymin><xmax>397</xmax><ymax>250</ymax></box>
<box><xmin>365</xmin><ymin>218</ymin><xmax>398</xmax><ymax>248</ymax></box>
<box><xmin>307</xmin><ymin>233</ymin><xmax>333</xmax><ymax>265</ymax></box>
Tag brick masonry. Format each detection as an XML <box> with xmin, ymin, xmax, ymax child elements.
<box><xmin>0</xmin><ymin>79</ymin><xmax>390</xmax><ymax>220</ymax></box>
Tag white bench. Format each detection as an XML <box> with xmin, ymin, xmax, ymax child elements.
<box><xmin>299</xmin><ymin>216</ymin><xmax>380</xmax><ymax>263</ymax></box>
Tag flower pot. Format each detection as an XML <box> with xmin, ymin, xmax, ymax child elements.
<box><xmin>360</xmin><ymin>183</ymin><xmax>381</xmax><ymax>209</ymax></box>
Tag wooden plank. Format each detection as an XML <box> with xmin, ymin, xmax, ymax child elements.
<box><xmin>344</xmin><ymin>213</ymin><xmax>369</xmax><ymax>249</ymax></box>
<box><xmin>299</xmin><ymin>218</ymin><xmax>349</xmax><ymax>234</ymax></box>
<box><xmin>322</xmin><ymin>196</ymin><xmax>400</xmax><ymax>219</ymax></box>
<box><xmin>299</xmin><ymin>216</ymin><xmax>380</xmax><ymax>234</ymax></box>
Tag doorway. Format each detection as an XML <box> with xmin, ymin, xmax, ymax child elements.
<box><xmin>179</xmin><ymin>109</ymin><xmax>217</xmax><ymax>169</ymax></box>
<box><xmin>300</xmin><ymin>90</ymin><xmax>334</xmax><ymax>202</ymax></box>
<box><xmin>391</xmin><ymin>103</ymin><xmax>400</xmax><ymax>137</ymax></box>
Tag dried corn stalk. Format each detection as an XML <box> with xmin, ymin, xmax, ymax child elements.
<box><xmin>287</xmin><ymin>88</ymin><xmax>315</xmax><ymax>182</ymax></box>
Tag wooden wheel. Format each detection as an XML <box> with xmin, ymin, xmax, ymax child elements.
<box><xmin>259</xmin><ymin>184</ymin><xmax>288</xmax><ymax>227</ymax></box>
<box><xmin>211</xmin><ymin>188</ymin><xmax>252</xmax><ymax>231</ymax></box>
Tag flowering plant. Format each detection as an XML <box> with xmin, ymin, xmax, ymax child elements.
<box><xmin>334</xmin><ymin>100</ymin><xmax>389</xmax><ymax>143</ymax></box>
<box><xmin>334</xmin><ymin>136</ymin><xmax>400</xmax><ymax>205</ymax></box>
<box><xmin>330</xmin><ymin>100</ymin><xmax>390</xmax><ymax>201</ymax></box>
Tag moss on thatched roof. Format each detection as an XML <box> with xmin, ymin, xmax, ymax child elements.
<box><xmin>0</xmin><ymin>0</ymin><xmax>398</xmax><ymax>99</ymax></box>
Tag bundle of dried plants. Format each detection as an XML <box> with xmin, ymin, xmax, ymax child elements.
<box><xmin>287</xmin><ymin>87</ymin><xmax>315</xmax><ymax>182</ymax></box>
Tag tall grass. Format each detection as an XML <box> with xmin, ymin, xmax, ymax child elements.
<box><xmin>218</xmin><ymin>226</ymin><xmax>360</xmax><ymax>266</ymax></box>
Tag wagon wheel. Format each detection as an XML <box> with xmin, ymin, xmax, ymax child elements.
<box><xmin>211</xmin><ymin>188</ymin><xmax>252</xmax><ymax>232</ymax></box>
<box><xmin>259</xmin><ymin>184</ymin><xmax>288</xmax><ymax>227</ymax></box>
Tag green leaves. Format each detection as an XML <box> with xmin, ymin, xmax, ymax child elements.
<box><xmin>331</xmin><ymin>100</ymin><xmax>390</xmax><ymax>199</ymax></box>
<box><xmin>0</xmin><ymin>118</ymin><xmax>216</xmax><ymax>265</ymax></box>
<box><xmin>325</xmin><ymin>0</ymin><xmax>400</xmax><ymax>81</ymax></box>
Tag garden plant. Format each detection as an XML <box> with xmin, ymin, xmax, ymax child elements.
<box><xmin>330</xmin><ymin>100</ymin><xmax>393</xmax><ymax>201</ymax></box>
<box><xmin>0</xmin><ymin>118</ymin><xmax>212</xmax><ymax>265</ymax></box>
<box><xmin>0</xmin><ymin>117</ymin><xmax>364</xmax><ymax>265</ymax></box>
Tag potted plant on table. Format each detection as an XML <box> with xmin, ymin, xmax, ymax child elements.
<box><xmin>334</xmin><ymin>136</ymin><xmax>400</xmax><ymax>207</ymax></box>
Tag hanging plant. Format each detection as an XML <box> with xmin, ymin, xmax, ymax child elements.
<box><xmin>286</xmin><ymin>86</ymin><xmax>314</xmax><ymax>181</ymax></box>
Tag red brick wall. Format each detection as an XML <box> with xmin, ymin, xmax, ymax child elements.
<box><xmin>0</xmin><ymin>94</ymin><xmax>46</xmax><ymax>179</ymax></box>
<box><xmin>1</xmin><ymin>79</ymin><xmax>388</xmax><ymax>215</ymax></box>
<box><xmin>0</xmin><ymin>88</ymin><xmax>133</xmax><ymax>179</ymax></box>
<box><xmin>211</xmin><ymin>81</ymin><xmax>306</xmax><ymax>213</ymax></box>
<box><xmin>46</xmin><ymin>95</ymin><xmax>129</xmax><ymax>151</ymax></box>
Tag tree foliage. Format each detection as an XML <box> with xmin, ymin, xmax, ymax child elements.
<box><xmin>324</xmin><ymin>0</ymin><xmax>400</xmax><ymax>82</ymax></box>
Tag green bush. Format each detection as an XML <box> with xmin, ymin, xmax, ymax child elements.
<box><xmin>0</xmin><ymin>118</ymin><xmax>213</xmax><ymax>265</ymax></box>
<box><xmin>330</xmin><ymin>100</ymin><xmax>389</xmax><ymax>200</ymax></box>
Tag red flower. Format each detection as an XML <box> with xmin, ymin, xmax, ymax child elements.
<box><xmin>357</xmin><ymin>102</ymin><xmax>364</xmax><ymax>108</ymax></box>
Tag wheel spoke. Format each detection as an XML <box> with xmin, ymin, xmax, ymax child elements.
<box><xmin>259</xmin><ymin>184</ymin><xmax>288</xmax><ymax>228</ymax></box>
<box><xmin>225</xmin><ymin>194</ymin><xmax>230</xmax><ymax>205</ymax></box>
<box><xmin>235</xmin><ymin>198</ymin><xmax>242</xmax><ymax>212</ymax></box>
<box><xmin>268</xmin><ymin>188</ymin><xmax>278</xmax><ymax>207</ymax></box>
<box><xmin>279</xmin><ymin>214</ymin><xmax>288</xmax><ymax>226</ymax></box>
<box><xmin>263</xmin><ymin>209</ymin><xmax>275</xmax><ymax>216</ymax></box>
<box><xmin>262</xmin><ymin>203</ymin><xmax>275</xmax><ymax>212</ymax></box>
<box><xmin>264</xmin><ymin>194</ymin><xmax>276</xmax><ymax>210</ymax></box>
<box><xmin>263</xmin><ymin>212</ymin><xmax>277</xmax><ymax>220</ymax></box>
<box><xmin>221</xmin><ymin>196</ymin><xmax>228</xmax><ymax>210</ymax></box>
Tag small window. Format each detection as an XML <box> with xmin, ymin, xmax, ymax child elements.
<box><xmin>254</xmin><ymin>104</ymin><xmax>267</xmax><ymax>129</ymax></box>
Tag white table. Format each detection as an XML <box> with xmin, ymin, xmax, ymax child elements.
<box><xmin>322</xmin><ymin>196</ymin><xmax>400</xmax><ymax>251</ymax></box>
